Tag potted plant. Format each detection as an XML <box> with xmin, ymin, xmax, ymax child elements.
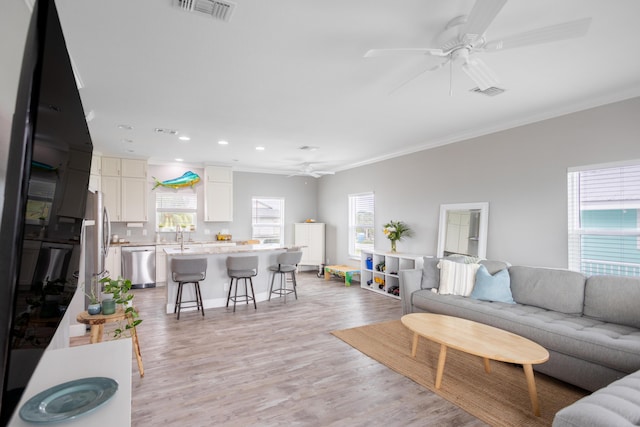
<box><xmin>99</xmin><ymin>276</ymin><xmax>142</xmax><ymax>338</ymax></box>
<box><xmin>383</xmin><ymin>220</ymin><xmax>413</xmax><ymax>252</ymax></box>
<box><xmin>86</xmin><ymin>289</ymin><xmax>101</xmax><ymax>315</ymax></box>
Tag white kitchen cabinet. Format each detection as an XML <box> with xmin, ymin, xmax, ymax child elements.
<box><xmin>155</xmin><ymin>244</ymin><xmax>180</xmax><ymax>286</ymax></box>
<box><xmin>101</xmin><ymin>156</ymin><xmax>121</xmax><ymax>176</ymax></box>
<box><xmin>102</xmin><ymin>175</ymin><xmax>122</xmax><ymax>221</ymax></box>
<box><xmin>105</xmin><ymin>245</ymin><xmax>121</xmax><ymax>279</ymax></box>
<box><xmin>204</xmin><ymin>166</ymin><xmax>233</xmax><ymax>222</ymax></box>
<box><xmin>294</xmin><ymin>222</ymin><xmax>325</xmax><ymax>267</ymax></box>
<box><xmin>121</xmin><ymin>177</ymin><xmax>148</xmax><ymax>221</ymax></box>
<box><xmin>121</xmin><ymin>158</ymin><xmax>147</xmax><ymax>178</ymax></box>
<box><xmin>99</xmin><ymin>157</ymin><xmax>148</xmax><ymax>222</ymax></box>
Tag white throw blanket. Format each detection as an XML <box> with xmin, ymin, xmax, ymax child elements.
<box><xmin>437</xmin><ymin>259</ymin><xmax>480</xmax><ymax>296</ymax></box>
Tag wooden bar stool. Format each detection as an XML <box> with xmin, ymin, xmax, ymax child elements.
<box><xmin>226</xmin><ymin>255</ymin><xmax>259</xmax><ymax>312</ymax></box>
<box><xmin>171</xmin><ymin>257</ymin><xmax>207</xmax><ymax>319</ymax></box>
<box><xmin>268</xmin><ymin>251</ymin><xmax>303</xmax><ymax>303</ymax></box>
<box><xmin>76</xmin><ymin>309</ymin><xmax>144</xmax><ymax>377</ymax></box>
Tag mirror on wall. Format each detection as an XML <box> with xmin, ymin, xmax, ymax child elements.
<box><xmin>436</xmin><ymin>202</ymin><xmax>489</xmax><ymax>259</ymax></box>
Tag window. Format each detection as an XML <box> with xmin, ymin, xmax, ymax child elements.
<box><xmin>568</xmin><ymin>161</ymin><xmax>640</xmax><ymax>277</ymax></box>
<box><xmin>156</xmin><ymin>192</ymin><xmax>197</xmax><ymax>232</ymax></box>
<box><xmin>252</xmin><ymin>197</ymin><xmax>284</xmax><ymax>244</ymax></box>
<box><xmin>349</xmin><ymin>192</ymin><xmax>374</xmax><ymax>258</ymax></box>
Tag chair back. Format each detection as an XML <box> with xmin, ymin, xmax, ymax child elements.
<box><xmin>171</xmin><ymin>257</ymin><xmax>207</xmax><ymax>282</ymax></box>
<box><xmin>226</xmin><ymin>255</ymin><xmax>259</xmax><ymax>272</ymax></box>
<box><xmin>277</xmin><ymin>250</ymin><xmax>303</xmax><ymax>266</ymax></box>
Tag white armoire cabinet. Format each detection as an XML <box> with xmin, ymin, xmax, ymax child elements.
<box><xmin>294</xmin><ymin>222</ymin><xmax>325</xmax><ymax>268</ymax></box>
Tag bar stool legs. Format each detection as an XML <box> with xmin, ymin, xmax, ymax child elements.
<box><xmin>175</xmin><ymin>280</ymin><xmax>204</xmax><ymax>320</ymax></box>
<box><xmin>226</xmin><ymin>276</ymin><xmax>257</xmax><ymax>312</ymax></box>
<box><xmin>225</xmin><ymin>255</ymin><xmax>259</xmax><ymax>312</ymax></box>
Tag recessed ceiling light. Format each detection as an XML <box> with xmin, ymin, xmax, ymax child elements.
<box><xmin>218</xmin><ymin>140</ymin><xmax>229</xmax><ymax>145</ymax></box>
<box><xmin>154</xmin><ymin>128</ymin><xmax>178</xmax><ymax>135</ymax></box>
<box><xmin>175</xmin><ymin>158</ymin><xmax>184</xmax><ymax>162</ymax></box>
<box><xmin>117</xmin><ymin>124</ymin><xmax>133</xmax><ymax>130</ymax></box>
<box><xmin>179</xmin><ymin>136</ymin><xmax>191</xmax><ymax>141</ymax></box>
<box><xmin>121</xmin><ymin>139</ymin><xmax>133</xmax><ymax>143</ymax></box>
<box><xmin>255</xmin><ymin>146</ymin><xmax>265</xmax><ymax>151</ymax></box>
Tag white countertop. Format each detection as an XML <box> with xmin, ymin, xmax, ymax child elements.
<box><xmin>164</xmin><ymin>243</ymin><xmax>294</xmax><ymax>256</ymax></box>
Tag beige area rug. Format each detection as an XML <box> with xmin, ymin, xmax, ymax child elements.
<box><xmin>332</xmin><ymin>320</ymin><xmax>588</xmax><ymax>427</ymax></box>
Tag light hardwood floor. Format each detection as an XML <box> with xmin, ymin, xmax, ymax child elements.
<box><xmin>77</xmin><ymin>271</ymin><xmax>486</xmax><ymax>426</ymax></box>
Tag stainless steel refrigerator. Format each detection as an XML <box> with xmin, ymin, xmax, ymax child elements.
<box><xmin>83</xmin><ymin>190</ymin><xmax>111</xmax><ymax>303</ymax></box>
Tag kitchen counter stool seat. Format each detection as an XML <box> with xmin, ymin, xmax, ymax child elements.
<box><xmin>226</xmin><ymin>255</ymin><xmax>259</xmax><ymax>312</ymax></box>
<box><xmin>171</xmin><ymin>257</ymin><xmax>207</xmax><ymax>319</ymax></box>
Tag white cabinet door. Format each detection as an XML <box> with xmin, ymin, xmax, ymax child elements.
<box><xmin>101</xmin><ymin>157</ymin><xmax>121</xmax><ymax>176</ymax></box>
<box><xmin>121</xmin><ymin>177</ymin><xmax>147</xmax><ymax>221</ymax></box>
<box><xmin>121</xmin><ymin>158</ymin><xmax>147</xmax><ymax>178</ymax></box>
<box><xmin>205</xmin><ymin>181</ymin><xmax>233</xmax><ymax>222</ymax></box>
<box><xmin>294</xmin><ymin>223</ymin><xmax>325</xmax><ymax>266</ymax></box>
<box><xmin>90</xmin><ymin>154</ymin><xmax>101</xmax><ymax>176</ymax></box>
<box><xmin>101</xmin><ymin>176</ymin><xmax>121</xmax><ymax>221</ymax></box>
<box><xmin>206</xmin><ymin>166</ymin><xmax>232</xmax><ymax>182</ymax></box>
<box><xmin>105</xmin><ymin>246</ymin><xmax>121</xmax><ymax>279</ymax></box>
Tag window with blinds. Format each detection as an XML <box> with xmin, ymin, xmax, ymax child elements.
<box><xmin>568</xmin><ymin>161</ymin><xmax>640</xmax><ymax>277</ymax></box>
<box><xmin>349</xmin><ymin>192</ymin><xmax>374</xmax><ymax>258</ymax></box>
<box><xmin>156</xmin><ymin>192</ymin><xmax>197</xmax><ymax>232</ymax></box>
<box><xmin>252</xmin><ymin>197</ymin><xmax>284</xmax><ymax>244</ymax></box>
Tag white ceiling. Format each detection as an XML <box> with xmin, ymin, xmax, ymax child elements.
<box><xmin>53</xmin><ymin>0</ymin><xmax>640</xmax><ymax>175</ymax></box>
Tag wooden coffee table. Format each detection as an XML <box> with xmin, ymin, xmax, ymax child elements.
<box><xmin>401</xmin><ymin>313</ymin><xmax>549</xmax><ymax>416</ymax></box>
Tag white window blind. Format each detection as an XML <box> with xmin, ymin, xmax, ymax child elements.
<box><xmin>156</xmin><ymin>192</ymin><xmax>197</xmax><ymax>232</ymax></box>
<box><xmin>252</xmin><ymin>197</ymin><xmax>284</xmax><ymax>244</ymax></box>
<box><xmin>348</xmin><ymin>192</ymin><xmax>374</xmax><ymax>258</ymax></box>
<box><xmin>568</xmin><ymin>162</ymin><xmax>640</xmax><ymax>277</ymax></box>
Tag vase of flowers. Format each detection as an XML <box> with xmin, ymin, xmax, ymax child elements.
<box><xmin>383</xmin><ymin>220</ymin><xmax>413</xmax><ymax>253</ymax></box>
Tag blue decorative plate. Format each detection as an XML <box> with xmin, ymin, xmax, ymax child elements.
<box><xmin>19</xmin><ymin>377</ymin><xmax>118</xmax><ymax>423</ymax></box>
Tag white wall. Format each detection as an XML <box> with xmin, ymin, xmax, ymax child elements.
<box><xmin>318</xmin><ymin>96</ymin><xmax>640</xmax><ymax>268</ymax></box>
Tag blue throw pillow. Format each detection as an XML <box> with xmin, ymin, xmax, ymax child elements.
<box><xmin>470</xmin><ymin>264</ymin><xmax>515</xmax><ymax>304</ymax></box>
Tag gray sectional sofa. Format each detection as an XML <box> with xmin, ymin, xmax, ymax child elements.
<box><xmin>399</xmin><ymin>258</ymin><xmax>640</xmax><ymax>424</ymax></box>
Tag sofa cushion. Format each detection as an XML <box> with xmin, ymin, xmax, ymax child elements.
<box><xmin>553</xmin><ymin>369</ymin><xmax>640</xmax><ymax>427</ymax></box>
<box><xmin>509</xmin><ymin>266</ymin><xmax>586</xmax><ymax>314</ymax></box>
<box><xmin>479</xmin><ymin>259</ymin><xmax>510</xmax><ymax>275</ymax></box>
<box><xmin>584</xmin><ymin>275</ymin><xmax>640</xmax><ymax>329</ymax></box>
<box><xmin>438</xmin><ymin>260</ymin><xmax>480</xmax><ymax>296</ymax></box>
<box><xmin>471</xmin><ymin>265</ymin><xmax>515</xmax><ymax>304</ymax></box>
<box><xmin>420</xmin><ymin>257</ymin><xmax>440</xmax><ymax>290</ymax></box>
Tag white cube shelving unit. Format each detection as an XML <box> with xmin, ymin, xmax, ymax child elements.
<box><xmin>360</xmin><ymin>250</ymin><xmax>425</xmax><ymax>299</ymax></box>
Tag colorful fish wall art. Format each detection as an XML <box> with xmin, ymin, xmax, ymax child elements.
<box><xmin>152</xmin><ymin>171</ymin><xmax>201</xmax><ymax>190</ymax></box>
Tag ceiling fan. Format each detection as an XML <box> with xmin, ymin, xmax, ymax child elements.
<box><xmin>287</xmin><ymin>163</ymin><xmax>335</xmax><ymax>178</ymax></box>
<box><xmin>364</xmin><ymin>0</ymin><xmax>591</xmax><ymax>93</ymax></box>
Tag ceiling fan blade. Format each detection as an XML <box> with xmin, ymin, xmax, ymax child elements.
<box><xmin>462</xmin><ymin>57</ymin><xmax>500</xmax><ymax>91</ymax></box>
<box><xmin>458</xmin><ymin>0</ymin><xmax>507</xmax><ymax>43</ymax></box>
<box><xmin>314</xmin><ymin>171</ymin><xmax>335</xmax><ymax>175</ymax></box>
<box><xmin>364</xmin><ymin>48</ymin><xmax>446</xmax><ymax>58</ymax></box>
<box><xmin>482</xmin><ymin>17</ymin><xmax>592</xmax><ymax>51</ymax></box>
<box><xmin>389</xmin><ymin>58</ymin><xmax>451</xmax><ymax>95</ymax></box>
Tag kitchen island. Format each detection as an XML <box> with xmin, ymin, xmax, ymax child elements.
<box><xmin>163</xmin><ymin>244</ymin><xmax>293</xmax><ymax>313</ymax></box>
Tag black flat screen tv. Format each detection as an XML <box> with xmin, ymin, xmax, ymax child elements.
<box><xmin>0</xmin><ymin>0</ymin><xmax>93</xmax><ymax>422</ymax></box>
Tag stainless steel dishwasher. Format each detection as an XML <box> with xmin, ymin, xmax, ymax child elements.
<box><xmin>121</xmin><ymin>246</ymin><xmax>156</xmax><ymax>289</ymax></box>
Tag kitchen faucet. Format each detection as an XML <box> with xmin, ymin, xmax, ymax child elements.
<box><xmin>176</xmin><ymin>224</ymin><xmax>185</xmax><ymax>251</ymax></box>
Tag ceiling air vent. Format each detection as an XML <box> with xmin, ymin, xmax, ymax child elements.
<box><xmin>470</xmin><ymin>86</ymin><xmax>506</xmax><ymax>97</ymax></box>
<box><xmin>175</xmin><ymin>0</ymin><xmax>236</xmax><ymax>22</ymax></box>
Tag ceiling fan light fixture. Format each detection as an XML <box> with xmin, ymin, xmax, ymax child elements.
<box><xmin>462</xmin><ymin>57</ymin><xmax>499</xmax><ymax>91</ymax></box>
